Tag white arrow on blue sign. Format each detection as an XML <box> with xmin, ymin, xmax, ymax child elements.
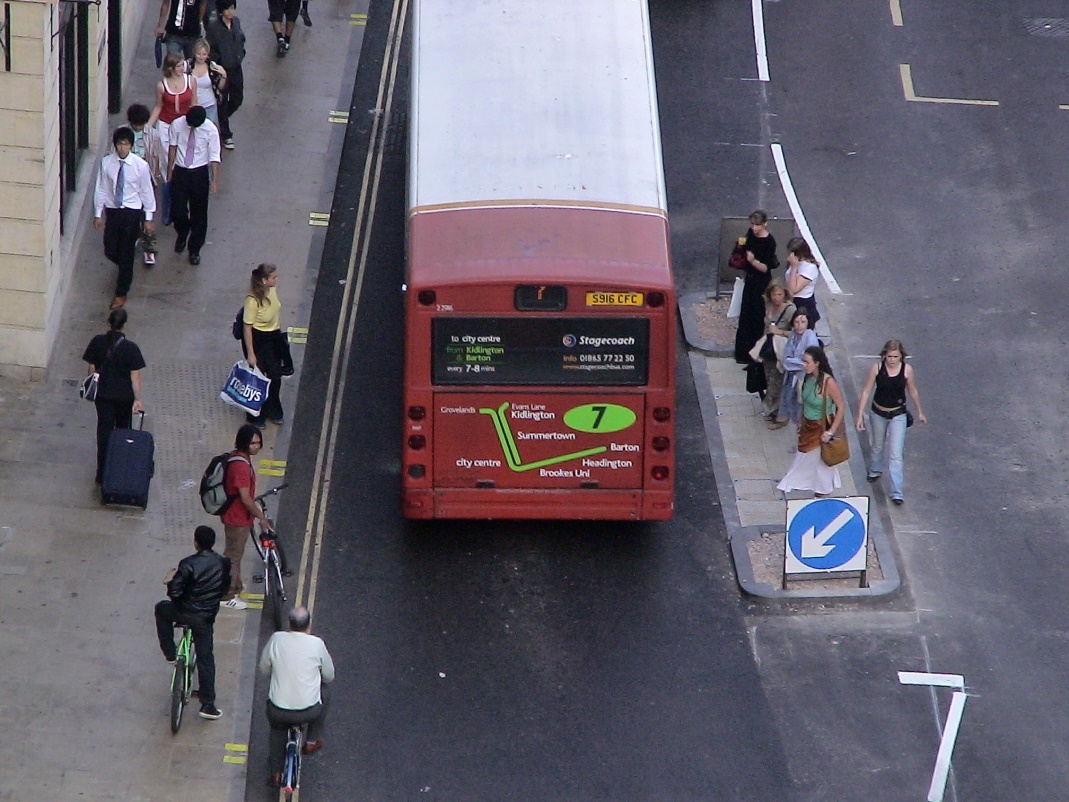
<box><xmin>784</xmin><ymin>496</ymin><xmax>869</xmax><ymax>574</ymax></box>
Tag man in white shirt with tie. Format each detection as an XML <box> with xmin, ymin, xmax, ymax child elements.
<box><xmin>167</xmin><ymin>105</ymin><xmax>221</xmax><ymax>266</ymax></box>
<box><xmin>93</xmin><ymin>127</ymin><xmax>156</xmax><ymax>309</ymax></box>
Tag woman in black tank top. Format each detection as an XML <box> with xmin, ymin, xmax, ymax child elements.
<box><xmin>855</xmin><ymin>340</ymin><xmax>927</xmax><ymax>504</ymax></box>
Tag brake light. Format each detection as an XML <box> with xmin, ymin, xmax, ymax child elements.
<box><xmin>652</xmin><ymin>407</ymin><xmax>671</xmax><ymax>423</ymax></box>
<box><xmin>647</xmin><ymin>292</ymin><xmax>665</xmax><ymax>308</ymax></box>
<box><xmin>408</xmin><ymin>435</ymin><xmax>426</xmax><ymax>450</ymax></box>
<box><xmin>651</xmin><ymin>466</ymin><xmax>669</xmax><ymax>481</ymax></box>
<box><xmin>408</xmin><ymin>405</ymin><xmax>426</xmax><ymax>420</ymax></box>
<box><xmin>652</xmin><ymin>436</ymin><xmax>670</xmax><ymax>452</ymax></box>
<box><xmin>417</xmin><ymin>290</ymin><xmax>436</xmax><ymax>306</ymax></box>
<box><xmin>408</xmin><ymin>464</ymin><xmax>426</xmax><ymax>478</ymax></box>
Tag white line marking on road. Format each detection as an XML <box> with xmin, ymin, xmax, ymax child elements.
<box><xmin>890</xmin><ymin>0</ymin><xmax>903</xmax><ymax>26</ymax></box>
<box><xmin>769</xmin><ymin>144</ymin><xmax>843</xmax><ymax>294</ymax></box>
<box><xmin>899</xmin><ymin>672</ymin><xmax>965</xmax><ymax>691</ymax></box>
<box><xmin>927</xmin><ymin>691</ymin><xmax>967</xmax><ymax>802</ymax></box>
<box><xmin>751</xmin><ymin>0</ymin><xmax>770</xmax><ymax>81</ymax></box>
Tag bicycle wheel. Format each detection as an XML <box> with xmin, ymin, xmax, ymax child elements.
<box><xmin>170</xmin><ymin>658</ymin><xmax>186</xmax><ymax>733</ymax></box>
<box><xmin>267</xmin><ymin>551</ymin><xmax>286</xmax><ymax>631</ymax></box>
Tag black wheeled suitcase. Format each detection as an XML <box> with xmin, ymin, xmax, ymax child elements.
<box><xmin>101</xmin><ymin>411</ymin><xmax>154</xmax><ymax>509</ymax></box>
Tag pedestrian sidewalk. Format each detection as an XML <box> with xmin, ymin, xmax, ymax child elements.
<box><xmin>680</xmin><ymin>291</ymin><xmax>901</xmax><ymax>600</ymax></box>
<box><xmin>0</xmin><ymin>4</ymin><xmax>366</xmax><ymax>800</ymax></box>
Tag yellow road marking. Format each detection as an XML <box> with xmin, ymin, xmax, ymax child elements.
<box><xmin>223</xmin><ymin>743</ymin><xmax>248</xmax><ymax>764</ymax></box>
<box><xmin>350</xmin><ymin>12</ymin><xmax>367</xmax><ymax>25</ymax></box>
<box><xmin>225</xmin><ymin>743</ymin><xmax>248</xmax><ymax>752</ymax></box>
<box><xmin>287</xmin><ymin>326</ymin><xmax>309</xmax><ymax>344</ymax></box>
<box><xmin>329</xmin><ymin>110</ymin><xmax>350</xmax><ymax>124</ymax></box>
<box><xmin>259</xmin><ymin>459</ymin><xmax>287</xmax><ymax>477</ymax></box>
<box><xmin>890</xmin><ymin>0</ymin><xmax>903</xmax><ymax>26</ymax></box>
<box><xmin>240</xmin><ymin>592</ymin><xmax>264</xmax><ymax>600</ymax></box>
<box><xmin>223</xmin><ymin>755</ymin><xmax>247</xmax><ymax>764</ymax></box>
<box><xmin>309</xmin><ymin>212</ymin><xmax>331</xmax><ymax>227</ymax></box>
<box><xmin>296</xmin><ymin>0</ymin><xmax>410</xmax><ymax>615</ymax></box>
<box><xmin>899</xmin><ymin>64</ymin><xmax>998</xmax><ymax>106</ymax></box>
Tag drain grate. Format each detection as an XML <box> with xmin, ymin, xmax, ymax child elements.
<box><xmin>1023</xmin><ymin>18</ymin><xmax>1069</xmax><ymax>37</ymax></box>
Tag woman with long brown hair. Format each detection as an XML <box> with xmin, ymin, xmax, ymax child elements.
<box><xmin>242</xmin><ymin>264</ymin><xmax>291</xmax><ymax>426</ymax></box>
<box><xmin>776</xmin><ymin>345</ymin><xmax>846</xmax><ymax>496</ymax></box>
<box><xmin>855</xmin><ymin>339</ymin><xmax>926</xmax><ymax>505</ymax></box>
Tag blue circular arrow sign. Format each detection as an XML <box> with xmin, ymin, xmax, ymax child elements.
<box><xmin>787</xmin><ymin>498</ymin><xmax>866</xmax><ymax>570</ymax></box>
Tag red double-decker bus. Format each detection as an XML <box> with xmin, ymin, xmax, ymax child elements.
<box><xmin>401</xmin><ymin>0</ymin><xmax>675</xmax><ymax>521</ymax></box>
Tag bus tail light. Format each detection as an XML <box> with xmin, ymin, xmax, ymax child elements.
<box><xmin>651</xmin><ymin>466</ymin><xmax>670</xmax><ymax>481</ymax></box>
<box><xmin>408</xmin><ymin>464</ymin><xmax>426</xmax><ymax>479</ymax></box>
<box><xmin>408</xmin><ymin>405</ymin><xmax>426</xmax><ymax>420</ymax></box>
<box><xmin>652</xmin><ymin>407</ymin><xmax>671</xmax><ymax>423</ymax></box>
<box><xmin>652</xmin><ymin>436</ymin><xmax>670</xmax><ymax>452</ymax></box>
<box><xmin>417</xmin><ymin>290</ymin><xmax>436</xmax><ymax>306</ymax></box>
<box><xmin>408</xmin><ymin>435</ymin><xmax>427</xmax><ymax>450</ymax></box>
<box><xmin>646</xmin><ymin>292</ymin><xmax>665</xmax><ymax>308</ymax></box>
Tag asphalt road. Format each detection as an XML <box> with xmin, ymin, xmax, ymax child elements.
<box><xmin>250</xmin><ymin>1</ymin><xmax>1069</xmax><ymax>800</ymax></box>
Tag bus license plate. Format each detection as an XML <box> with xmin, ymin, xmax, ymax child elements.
<box><xmin>586</xmin><ymin>292</ymin><xmax>644</xmax><ymax>307</ymax></box>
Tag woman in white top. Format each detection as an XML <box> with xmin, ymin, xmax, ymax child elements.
<box><xmin>186</xmin><ymin>39</ymin><xmax>227</xmax><ymax>130</ymax></box>
<box><xmin>784</xmin><ymin>236</ymin><xmax>821</xmax><ymax>330</ymax></box>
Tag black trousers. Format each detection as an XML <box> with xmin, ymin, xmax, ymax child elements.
<box><xmin>266</xmin><ymin>686</ymin><xmax>329</xmax><ymax>770</ymax></box>
<box><xmin>171</xmin><ymin>165</ymin><xmax>210</xmax><ymax>256</ymax></box>
<box><xmin>217</xmin><ymin>64</ymin><xmax>244</xmax><ymax>140</ymax></box>
<box><xmin>94</xmin><ymin>397</ymin><xmax>133</xmax><ymax>483</ymax></box>
<box><xmin>103</xmin><ymin>207</ymin><xmax>143</xmax><ymax>298</ymax></box>
<box><xmin>154</xmin><ymin>601</ymin><xmax>218</xmax><ymax>705</ymax></box>
<box><xmin>248</xmin><ymin>328</ymin><xmax>287</xmax><ymax>421</ymax></box>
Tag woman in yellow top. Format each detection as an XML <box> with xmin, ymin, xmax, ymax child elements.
<box><xmin>242</xmin><ymin>263</ymin><xmax>292</xmax><ymax>426</ymax></box>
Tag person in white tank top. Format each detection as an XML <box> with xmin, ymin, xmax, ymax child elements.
<box><xmin>187</xmin><ymin>39</ymin><xmax>227</xmax><ymax>130</ymax></box>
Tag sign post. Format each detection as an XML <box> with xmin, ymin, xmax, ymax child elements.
<box><xmin>784</xmin><ymin>496</ymin><xmax>869</xmax><ymax>587</ymax></box>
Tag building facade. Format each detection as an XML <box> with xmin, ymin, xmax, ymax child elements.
<box><xmin>0</xmin><ymin>0</ymin><xmax>149</xmax><ymax>379</ymax></box>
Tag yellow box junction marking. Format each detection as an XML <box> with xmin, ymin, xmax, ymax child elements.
<box><xmin>309</xmin><ymin>212</ymin><xmax>330</xmax><ymax>227</ymax></box>
<box><xmin>223</xmin><ymin>743</ymin><xmax>248</xmax><ymax>764</ymax></box>
<box><xmin>889</xmin><ymin>0</ymin><xmax>903</xmax><ymax>26</ymax></box>
<box><xmin>899</xmin><ymin>64</ymin><xmax>998</xmax><ymax>106</ymax></box>
<box><xmin>329</xmin><ymin>110</ymin><xmax>350</xmax><ymax>124</ymax></box>
<box><xmin>287</xmin><ymin>326</ymin><xmax>309</xmax><ymax>343</ymax></box>
<box><xmin>259</xmin><ymin>459</ymin><xmax>287</xmax><ymax>477</ymax></box>
<box><xmin>350</xmin><ymin>12</ymin><xmax>367</xmax><ymax>25</ymax></box>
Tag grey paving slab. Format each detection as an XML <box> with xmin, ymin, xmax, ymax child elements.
<box><xmin>0</xmin><ymin>2</ymin><xmax>365</xmax><ymax>800</ymax></box>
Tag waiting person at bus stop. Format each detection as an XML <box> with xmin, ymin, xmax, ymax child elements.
<box><xmin>260</xmin><ymin>606</ymin><xmax>335</xmax><ymax>787</ymax></box>
<box><xmin>154</xmin><ymin>525</ymin><xmax>230</xmax><ymax>720</ymax></box>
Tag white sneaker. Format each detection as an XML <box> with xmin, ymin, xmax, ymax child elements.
<box><xmin>221</xmin><ymin>597</ymin><xmax>248</xmax><ymax>610</ymax></box>
<box><xmin>143</xmin><ymin>251</ymin><xmax>156</xmax><ymax>265</ymax></box>
<box><xmin>223</xmin><ymin>137</ymin><xmax>235</xmax><ymax>150</ymax></box>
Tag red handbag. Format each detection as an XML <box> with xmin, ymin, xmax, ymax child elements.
<box><xmin>728</xmin><ymin>240</ymin><xmax>747</xmax><ymax>270</ymax></box>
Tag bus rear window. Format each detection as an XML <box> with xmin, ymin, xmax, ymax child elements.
<box><xmin>432</xmin><ymin>317</ymin><xmax>649</xmax><ymax>386</ymax></box>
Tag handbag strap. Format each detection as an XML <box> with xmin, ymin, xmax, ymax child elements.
<box><xmin>820</xmin><ymin>376</ymin><xmax>835</xmax><ymax>433</ymax></box>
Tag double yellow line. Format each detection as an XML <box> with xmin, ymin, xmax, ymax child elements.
<box><xmin>293</xmin><ymin>0</ymin><xmax>410</xmax><ymax>615</ymax></box>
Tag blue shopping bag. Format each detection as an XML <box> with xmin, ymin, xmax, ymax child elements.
<box><xmin>220</xmin><ymin>361</ymin><xmax>270</xmax><ymax>416</ymax></box>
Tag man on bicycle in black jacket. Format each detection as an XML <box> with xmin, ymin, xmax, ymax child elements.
<box><xmin>154</xmin><ymin>525</ymin><xmax>230</xmax><ymax>719</ymax></box>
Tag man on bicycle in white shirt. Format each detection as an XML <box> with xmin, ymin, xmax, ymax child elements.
<box><xmin>259</xmin><ymin>606</ymin><xmax>335</xmax><ymax>787</ymax></box>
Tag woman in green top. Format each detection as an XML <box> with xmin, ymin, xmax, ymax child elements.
<box><xmin>777</xmin><ymin>345</ymin><xmax>847</xmax><ymax>496</ymax></box>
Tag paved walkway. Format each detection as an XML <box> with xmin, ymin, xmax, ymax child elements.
<box><xmin>0</xmin><ymin>4</ymin><xmax>365</xmax><ymax>799</ymax></box>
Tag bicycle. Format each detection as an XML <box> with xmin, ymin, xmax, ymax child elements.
<box><xmin>169</xmin><ymin>625</ymin><xmax>197</xmax><ymax>733</ymax></box>
<box><xmin>281</xmin><ymin>722</ymin><xmax>306</xmax><ymax>798</ymax></box>
<box><xmin>250</xmin><ymin>483</ymin><xmax>290</xmax><ymax>631</ymax></box>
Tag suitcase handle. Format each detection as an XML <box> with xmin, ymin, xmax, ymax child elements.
<box><xmin>136</xmin><ymin>410</ymin><xmax>146</xmax><ymax>430</ymax></box>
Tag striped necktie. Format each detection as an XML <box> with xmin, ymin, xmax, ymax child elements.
<box><xmin>114</xmin><ymin>160</ymin><xmax>125</xmax><ymax>207</ymax></box>
<box><xmin>185</xmin><ymin>128</ymin><xmax>197</xmax><ymax>166</ymax></box>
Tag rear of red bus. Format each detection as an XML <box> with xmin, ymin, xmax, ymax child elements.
<box><xmin>401</xmin><ymin>206</ymin><xmax>675</xmax><ymax>521</ymax></box>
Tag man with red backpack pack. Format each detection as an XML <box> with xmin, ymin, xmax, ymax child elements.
<box><xmin>217</xmin><ymin>424</ymin><xmax>271</xmax><ymax>609</ymax></box>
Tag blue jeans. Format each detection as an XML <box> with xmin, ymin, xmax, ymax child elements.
<box><xmin>778</xmin><ymin>372</ymin><xmax>803</xmax><ymax>424</ymax></box>
<box><xmin>867</xmin><ymin>412</ymin><xmax>907</xmax><ymax>499</ymax></box>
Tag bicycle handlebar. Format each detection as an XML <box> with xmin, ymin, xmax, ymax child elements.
<box><xmin>255</xmin><ymin>482</ymin><xmax>290</xmax><ymax>503</ymax></box>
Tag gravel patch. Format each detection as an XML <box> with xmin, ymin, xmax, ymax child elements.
<box><xmin>691</xmin><ymin>295</ymin><xmax>737</xmax><ymax>349</ymax></box>
<box><xmin>746</xmin><ymin>530</ymin><xmax>885</xmax><ymax>590</ymax></box>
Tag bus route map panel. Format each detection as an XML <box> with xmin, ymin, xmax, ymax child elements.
<box><xmin>432</xmin><ymin>317</ymin><xmax>650</xmax><ymax>387</ymax></box>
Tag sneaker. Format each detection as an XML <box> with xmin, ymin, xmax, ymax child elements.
<box><xmin>221</xmin><ymin>597</ymin><xmax>248</xmax><ymax>610</ymax></box>
<box><xmin>892</xmin><ymin>496</ymin><xmax>904</xmax><ymax>506</ymax></box>
<box><xmin>866</xmin><ymin>471</ymin><xmax>882</xmax><ymax>483</ymax></box>
<box><xmin>303</xmin><ymin>738</ymin><xmax>324</xmax><ymax>755</ymax></box>
<box><xmin>165</xmin><ymin>657</ymin><xmax>176</xmax><ymax>666</ymax></box>
<box><xmin>144</xmin><ymin>251</ymin><xmax>156</xmax><ymax>266</ymax></box>
<box><xmin>283</xmin><ymin>40</ymin><xmax>291</xmax><ymax>54</ymax></box>
<box><xmin>223</xmin><ymin>137</ymin><xmax>235</xmax><ymax>150</ymax></box>
<box><xmin>276</xmin><ymin>38</ymin><xmax>286</xmax><ymax>57</ymax></box>
<box><xmin>198</xmin><ymin>703</ymin><xmax>223</xmax><ymax>720</ymax></box>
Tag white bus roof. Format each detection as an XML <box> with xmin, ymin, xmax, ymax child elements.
<box><xmin>409</xmin><ymin>0</ymin><xmax>668</xmax><ymax>216</ymax></box>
